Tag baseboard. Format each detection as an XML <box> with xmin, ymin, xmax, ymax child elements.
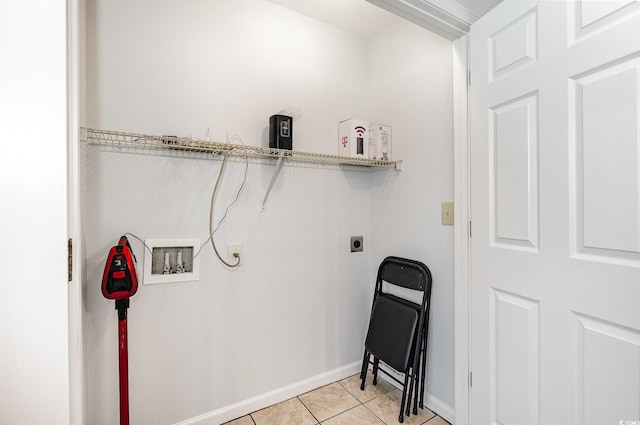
<box><xmin>375</xmin><ymin>364</ymin><xmax>456</xmax><ymax>424</ymax></box>
<box><xmin>424</xmin><ymin>392</ymin><xmax>455</xmax><ymax>424</ymax></box>
<box><xmin>174</xmin><ymin>361</ymin><xmax>362</xmax><ymax>425</ymax></box>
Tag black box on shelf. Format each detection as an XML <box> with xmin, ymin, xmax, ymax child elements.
<box><xmin>269</xmin><ymin>114</ymin><xmax>293</xmax><ymax>150</ymax></box>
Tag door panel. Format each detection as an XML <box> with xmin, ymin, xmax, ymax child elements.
<box><xmin>570</xmin><ymin>0</ymin><xmax>640</xmax><ymax>42</ymax></box>
<box><xmin>489</xmin><ymin>7</ymin><xmax>538</xmax><ymax>82</ymax></box>
<box><xmin>570</xmin><ymin>54</ymin><xmax>640</xmax><ymax>264</ymax></box>
<box><xmin>490</xmin><ymin>289</ymin><xmax>539</xmax><ymax>425</ymax></box>
<box><xmin>470</xmin><ymin>1</ymin><xmax>640</xmax><ymax>424</ymax></box>
<box><xmin>491</xmin><ymin>91</ymin><xmax>539</xmax><ymax>251</ymax></box>
<box><xmin>573</xmin><ymin>313</ymin><xmax>640</xmax><ymax>425</ymax></box>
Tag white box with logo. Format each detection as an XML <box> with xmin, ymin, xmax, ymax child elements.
<box><xmin>369</xmin><ymin>124</ymin><xmax>392</xmax><ymax>161</ymax></box>
<box><xmin>338</xmin><ymin>119</ymin><xmax>369</xmax><ymax>158</ymax></box>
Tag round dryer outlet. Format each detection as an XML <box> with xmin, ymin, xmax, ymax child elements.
<box><xmin>350</xmin><ymin>236</ymin><xmax>363</xmax><ymax>252</ymax></box>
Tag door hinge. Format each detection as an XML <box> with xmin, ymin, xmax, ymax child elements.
<box><xmin>468</xmin><ymin>69</ymin><xmax>471</xmax><ymax>86</ymax></box>
<box><xmin>68</xmin><ymin>238</ymin><xmax>73</xmax><ymax>282</ymax></box>
<box><xmin>469</xmin><ymin>220</ymin><xmax>472</xmax><ymax>237</ymax></box>
<box><xmin>469</xmin><ymin>371</ymin><xmax>473</xmax><ymax>387</ymax></box>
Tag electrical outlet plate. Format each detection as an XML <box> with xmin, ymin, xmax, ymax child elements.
<box><xmin>143</xmin><ymin>238</ymin><xmax>200</xmax><ymax>285</ymax></box>
<box><xmin>228</xmin><ymin>243</ymin><xmax>244</xmax><ymax>266</ymax></box>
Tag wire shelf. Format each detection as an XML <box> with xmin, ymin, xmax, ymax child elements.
<box><xmin>81</xmin><ymin>128</ymin><xmax>401</xmax><ymax>170</ymax></box>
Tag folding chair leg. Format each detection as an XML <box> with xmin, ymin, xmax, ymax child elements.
<box><xmin>419</xmin><ymin>335</ymin><xmax>426</xmax><ymax>408</ymax></box>
<box><xmin>406</xmin><ymin>364</ymin><xmax>418</xmax><ymax>418</ymax></box>
<box><xmin>360</xmin><ymin>351</ymin><xmax>371</xmax><ymax>391</ymax></box>
<box><xmin>360</xmin><ymin>350</ymin><xmax>369</xmax><ymax>380</ymax></box>
<box><xmin>372</xmin><ymin>358</ymin><xmax>380</xmax><ymax>385</ymax></box>
<box><xmin>398</xmin><ymin>370</ymin><xmax>411</xmax><ymax>423</ymax></box>
<box><xmin>420</xmin><ymin>322</ymin><xmax>428</xmax><ymax>408</ymax></box>
<box><xmin>406</xmin><ymin>376</ymin><xmax>416</xmax><ymax>417</ymax></box>
<box><xmin>413</xmin><ymin>364</ymin><xmax>419</xmax><ymax>415</ymax></box>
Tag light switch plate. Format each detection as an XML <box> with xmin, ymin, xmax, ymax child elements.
<box><xmin>442</xmin><ymin>202</ymin><xmax>454</xmax><ymax>225</ymax></box>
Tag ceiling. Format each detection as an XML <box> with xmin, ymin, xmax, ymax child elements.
<box><xmin>266</xmin><ymin>0</ymin><xmax>404</xmax><ymax>38</ymax></box>
<box><xmin>266</xmin><ymin>0</ymin><xmax>503</xmax><ymax>39</ymax></box>
<box><xmin>454</xmin><ymin>0</ymin><xmax>503</xmax><ymax>17</ymax></box>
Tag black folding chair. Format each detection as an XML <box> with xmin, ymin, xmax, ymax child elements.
<box><xmin>360</xmin><ymin>256</ymin><xmax>432</xmax><ymax>423</ymax></box>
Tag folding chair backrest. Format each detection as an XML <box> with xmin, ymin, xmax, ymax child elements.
<box><xmin>376</xmin><ymin>256</ymin><xmax>431</xmax><ymax>296</ymax></box>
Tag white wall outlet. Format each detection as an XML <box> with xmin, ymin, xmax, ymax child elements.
<box><xmin>228</xmin><ymin>243</ymin><xmax>244</xmax><ymax>266</ymax></box>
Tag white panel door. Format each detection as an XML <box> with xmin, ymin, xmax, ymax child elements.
<box><xmin>0</xmin><ymin>1</ymin><xmax>70</xmax><ymax>424</ymax></box>
<box><xmin>470</xmin><ymin>1</ymin><xmax>640</xmax><ymax>424</ymax></box>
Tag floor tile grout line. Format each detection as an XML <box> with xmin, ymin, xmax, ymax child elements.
<box><xmin>296</xmin><ymin>395</ymin><xmax>321</xmax><ymax>424</ymax></box>
<box><xmin>360</xmin><ymin>388</ymin><xmax>437</xmax><ymax>425</ymax></box>
<box><xmin>347</xmin><ymin>376</ymin><xmax>392</xmax><ymax>425</ymax></box>
<box><xmin>298</xmin><ymin>380</ymin><xmax>362</xmax><ymax>424</ymax></box>
<box><xmin>357</xmin><ymin>388</ymin><xmax>389</xmax><ymax>425</ymax></box>
<box><xmin>316</xmin><ymin>403</ymin><xmax>365</xmax><ymax>424</ymax></box>
<box><xmin>340</xmin><ymin>374</ymin><xmax>403</xmax><ymax>425</ymax></box>
<box><xmin>362</xmin><ymin>403</ymin><xmax>389</xmax><ymax>425</ymax></box>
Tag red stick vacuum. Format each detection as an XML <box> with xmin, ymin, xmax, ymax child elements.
<box><xmin>102</xmin><ymin>236</ymin><xmax>138</xmax><ymax>425</ymax></box>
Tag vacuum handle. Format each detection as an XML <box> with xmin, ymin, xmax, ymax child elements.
<box><xmin>119</xmin><ymin>314</ymin><xmax>129</xmax><ymax>425</ymax></box>
<box><xmin>118</xmin><ymin>236</ymin><xmax>136</xmax><ymax>263</ymax></box>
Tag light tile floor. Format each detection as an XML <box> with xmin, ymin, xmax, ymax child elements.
<box><xmin>224</xmin><ymin>373</ymin><xmax>451</xmax><ymax>425</ymax></box>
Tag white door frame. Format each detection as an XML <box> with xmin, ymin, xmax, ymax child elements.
<box><xmin>67</xmin><ymin>0</ymin><xmax>85</xmax><ymax>423</ymax></box>
<box><xmin>453</xmin><ymin>33</ymin><xmax>471</xmax><ymax>425</ymax></box>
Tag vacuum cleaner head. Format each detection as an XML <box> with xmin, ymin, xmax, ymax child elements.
<box><xmin>102</xmin><ymin>235</ymin><xmax>138</xmax><ymax>301</ymax></box>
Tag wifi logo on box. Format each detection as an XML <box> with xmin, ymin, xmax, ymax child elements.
<box><xmin>338</xmin><ymin>119</ymin><xmax>369</xmax><ymax>158</ymax></box>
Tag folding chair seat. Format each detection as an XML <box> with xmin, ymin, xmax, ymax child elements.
<box><xmin>360</xmin><ymin>256</ymin><xmax>432</xmax><ymax>423</ymax></box>
<box><xmin>376</xmin><ymin>292</ymin><xmax>429</xmax><ymax>410</ymax></box>
<box><xmin>365</xmin><ymin>296</ymin><xmax>418</xmax><ymax>374</ymax></box>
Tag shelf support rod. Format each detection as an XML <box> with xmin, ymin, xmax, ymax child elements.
<box><xmin>261</xmin><ymin>155</ymin><xmax>286</xmax><ymax>210</ymax></box>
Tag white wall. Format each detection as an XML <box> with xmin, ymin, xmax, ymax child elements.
<box><xmin>83</xmin><ymin>0</ymin><xmax>454</xmax><ymax>423</ymax></box>
<box><xmin>369</xmin><ymin>22</ymin><xmax>455</xmax><ymax>411</ymax></box>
